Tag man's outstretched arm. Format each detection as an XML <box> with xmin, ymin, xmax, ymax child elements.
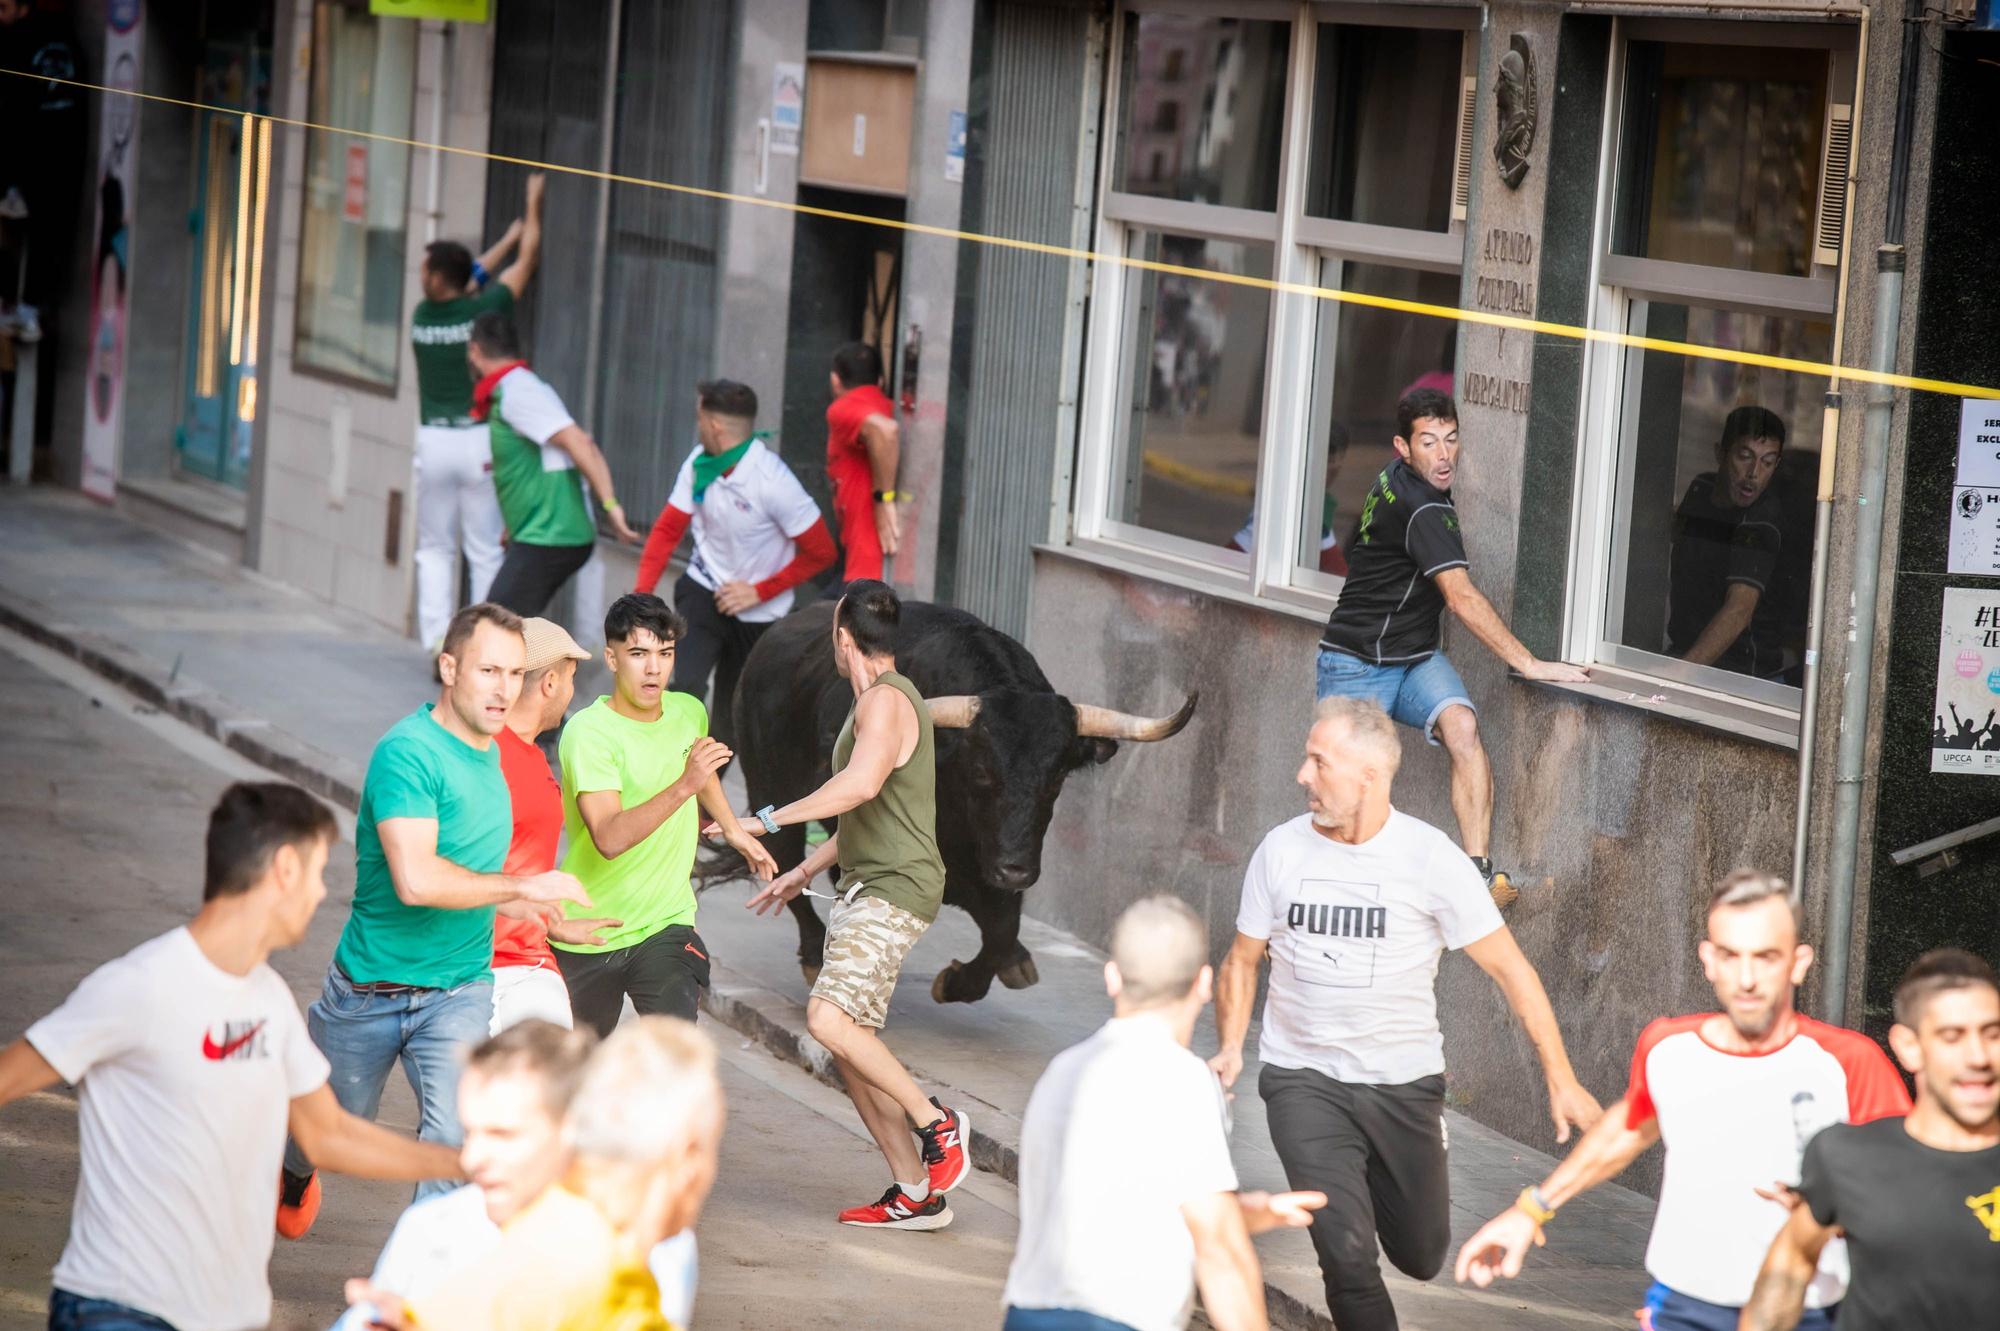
<box><xmin>1433</xmin><ymin>568</ymin><xmax>1588</xmax><ymax>683</ymax></box>
<box><xmin>1739</xmin><ymin>1203</ymin><xmax>1834</xmax><ymax>1331</ymax></box>
<box><xmin>496</xmin><ymin>173</ymin><xmax>545</xmax><ymax>297</ymax></box>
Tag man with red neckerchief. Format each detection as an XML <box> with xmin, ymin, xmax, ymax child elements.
<box><xmin>1455</xmin><ymin>870</ymin><xmax>1909</xmax><ymax>1331</ymax></box>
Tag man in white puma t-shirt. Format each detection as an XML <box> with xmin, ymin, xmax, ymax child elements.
<box><xmin>0</xmin><ymin>783</ymin><xmax>461</xmax><ymax>1331</ymax></box>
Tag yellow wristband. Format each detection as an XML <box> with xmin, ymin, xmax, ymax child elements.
<box><xmin>603</xmin><ymin>498</ymin><xmax>622</xmax><ymax>512</ymax></box>
<box><xmin>1516</xmin><ymin>1185</ymin><xmax>1556</xmax><ymax>1225</ymax></box>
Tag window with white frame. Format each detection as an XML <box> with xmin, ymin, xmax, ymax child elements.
<box><xmin>1573</xmin><ymin>23</ymin><xmax>1854</xmax><ymax>715</ymax></box>
<box><xmin>1073</xmin><ymin>3</ymin><xmax>1473</xmax><ymax>606</ymax></box>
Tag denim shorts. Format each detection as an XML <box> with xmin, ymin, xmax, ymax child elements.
<box><xmin>1315</xmin><ymin>648</ymin><xmax>1474</xmax><ymax>745</ymax></box>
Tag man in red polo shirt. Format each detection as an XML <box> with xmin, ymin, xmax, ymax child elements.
<box><xmin>491</xmin><ymin>618</ymin><xmax>623</xmax><ymax>1033</ymax></box>
<box><xmin>825</xmin><ymin>341</ymin><xmax>901</xmax><ymax>584</ymax></box>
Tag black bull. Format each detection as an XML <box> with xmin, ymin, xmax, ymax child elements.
<box><xmin>724</xmin><ymin>599</ymin><xmax>1196</xmax><ymax>1004</ymax></box>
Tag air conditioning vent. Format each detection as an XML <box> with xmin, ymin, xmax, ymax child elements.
<box><xmin>1451</xmin><ymin>75</ymin><xmax>1476</xmax><ymax>222</ymax></box>
<box><xmin>1815</xmin><ymin>102</ymin><xmax>1853</xmax><ymax>267</ymax></box>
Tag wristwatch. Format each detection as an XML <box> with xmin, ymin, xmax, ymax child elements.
<box><xmin>873</xmin><ymin>489</ymin><xmax>903</xmax><ymax>503</ymax></box>
<box><xmin>754</xmin><ymin>805</ymin><xmax>782</xmax><ymax>836</ymax></box>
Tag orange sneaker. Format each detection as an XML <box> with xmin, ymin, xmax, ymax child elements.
<box><xmin>276</xmin><ymin>1169</ymin><xmax>320</xmax><ymax>1240</ymax></box>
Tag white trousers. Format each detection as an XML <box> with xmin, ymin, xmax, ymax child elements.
<box><xmin>489</xmin><ymin>963</ymin><xmax>575</xmax><ymax>1036</ymax></box>
<box><xmin>414</xmin><ymin>423</ymin><xmax>505</xmax><ymax>651</ymax></box>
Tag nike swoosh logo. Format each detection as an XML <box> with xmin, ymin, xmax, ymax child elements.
<box><xmin>202</xmin><ymin>1021</ymin><xmax>266</xmax><ymax>1061</ymax></box>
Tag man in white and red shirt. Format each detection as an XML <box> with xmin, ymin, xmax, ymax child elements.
<box><xmin>1455</xmin><ymin>869</ymin><xmax>1911</xmax><ymax>1331</ymax></box>
<box><xmin>0</xmin><ymin>783</ymin><xmax>460</xmax><ymax>1331</ymax></box>
<box><xmin>490</xmin><ymin>618</ymin><xmax>625</xmax><ymax>1033</ymax></box>
<box><xmin>635</xmin><ymin>378</ymin><xmax>835</xmax><ymax>756</ymax></box>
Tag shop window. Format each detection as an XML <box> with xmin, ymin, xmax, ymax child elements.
<box><xmin>1113</xmin><ymin>13</ymin><xmax>1289</xmax><ymax>211</ymax></box>
<box><xmin>1107</xmin><ymin>231</ymin><xmax>1273</xmax><ymax>563</ymax></box>
<box><xmin>294</xmin><ymin>2</ymin><xmax>414</xmax><ymax>389</ymax></box>
<box><xmin>1305</xmin><ymin>23</ymin><xmax>1463</xmax><ymax>233</ymax></box>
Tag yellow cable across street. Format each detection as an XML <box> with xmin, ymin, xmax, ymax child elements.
<box><xmin>9</xmin><ymin>65</ymin><xmax>1998</xmax><ymax>401</ymax></box>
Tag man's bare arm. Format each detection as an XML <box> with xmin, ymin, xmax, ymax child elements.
<box><xmin>0</xmin><ymin>1040</ymin><xmax>62</xmax><ymax>1110</ymax></box>
<box><xmin>1208</xmin><ymin>932</ymin><xmax>1269</xmax><ymax>1088</ymax></box>
<box><xmin>1183</xmin><ymin>1191</ymin><xmax>1270</xmax><ymax>1331</ymax></box>
<box><xmin>496</xmin><ymin>173</ymin><xmax>545</xmax><ymax>297</ymax></box>
<box><xmin>471</xmin><ymin>220</ymin><xmax>521</xmax><ymax>290</ymax></box>
<box><xmin>766</xmin><ymin>687</ymin><xmax>910</xmax><ymax>825</ymax></box>
<box><xmin>577</xmin><ymin>738</ymin><xmax>731</xmax><ymax>860</ymax></box>
<box><xmin>546</xmin><ymin>426</ymin><xmax>640</xmax><ymax>543</ymax></box>
<box><xmin>1739</xmin><ymin>1204</ymin><xmax>1835</xmax><ymax>1331</ymax></box>
<box><xmin>1462</xmin><ymin>927</ymin><xmax>1602</xmax><ymax>1142</ymax></box>
<box><xmin>862</xmin><ymin>413</ymin><xmax>900</xmax><ymax>491</ymax></box>
<box><xmin>288</xmin><ymin>1085</ymin><xmax>462</xmax><ymax>1183</ymax></box>
<box><xmin>1682</xmin><ymin>582</ymin><xmax>1760</xmax><ymax>667</ymax></box>
<box><xmin>1434</xmin><ymin>568</ymin><xmax>1589</xmax><ymax>683</ymax></box>
<box><xmin>377</xmin><ymin>818</ymin><xmax>586</xmax><ymax>910</ymax></box>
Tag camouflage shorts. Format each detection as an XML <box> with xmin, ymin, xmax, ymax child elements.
<box><xmin>810</xmin><ymin>893</ymin><xmax>928</xmax><ymax>1029</ymax></box>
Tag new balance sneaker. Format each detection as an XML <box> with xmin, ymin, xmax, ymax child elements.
<box><xmin>838</xmin><ymin>1184</ymin><xmax>952</xmax><ymax>1231</ymax></box>
<box><xmin>915</xmin><ymin>1097</ymin><xmax>972</xmax><ymax>1195</ymax></box>
<box><xmin>1471</xmin><ymin>856</ymin><xmax>1519</xmax><ymax>910</ymax></box>
<box><xmin>276</xmin><ymin>1168</ymin><xmax>320</xmax><ymax>1240</ymax></box>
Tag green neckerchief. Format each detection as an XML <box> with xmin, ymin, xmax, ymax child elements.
<box><xmin>691</xmin><ymin>431</ymin><xmax>770</xmax><ymax>503</ymax></box>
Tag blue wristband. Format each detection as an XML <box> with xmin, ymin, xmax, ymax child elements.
<box><xmin>755</xmin><ymin>805</ymin><xmax>781</xmax><ymax>836</ymax></box>
<box><xmin>470</xmin><ymin>260</ymin><xmax>489</xmax><ymax>288</ymax></box>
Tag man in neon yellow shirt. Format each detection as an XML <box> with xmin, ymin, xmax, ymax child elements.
<box><xmin>554</xmin><ymin>594</ymin><xmax>776</xmax><ymax>1034</ymax></box>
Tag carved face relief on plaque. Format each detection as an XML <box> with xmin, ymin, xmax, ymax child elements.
<box><xmin>1493</xmin><ymin>34</ymin><xmax>1538</xmax><ymax>190</ymax></box>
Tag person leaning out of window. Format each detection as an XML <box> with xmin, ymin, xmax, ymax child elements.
<box><xmin>1666</xmin><ymin>406</ymin><xmax>1798</xmax><ymax>680</ymax></box>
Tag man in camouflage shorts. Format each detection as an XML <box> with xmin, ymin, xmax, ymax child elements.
<box><xmin>746</xmin><ymin>580</ymin><xmax>971</xmax><ymax>1230</ymax></box>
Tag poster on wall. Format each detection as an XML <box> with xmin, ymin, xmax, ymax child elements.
<box><xmin>1930</xmin><ymin>587</ymin><xmax>2000</xmax><ymax>774</ymax></box>
<box><xmin>771</xmin><ymin>63</ymin><xmax>803</xmax><ymax>156</ymax></box>
<box><xmin>1951</xmin><ymin>399</ymin><xmax>2000</xmax><ymax>574</ymax></box>
<box><xmin>79</xmin><ymin>0</ymin><xmax>143</xmax><ymax>502</ymax></box>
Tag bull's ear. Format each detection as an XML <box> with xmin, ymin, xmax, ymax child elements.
<box><xmin>1070</xmin><ymin>737</ymin><xmax>1119</xmax><ymax>768</ymax></box>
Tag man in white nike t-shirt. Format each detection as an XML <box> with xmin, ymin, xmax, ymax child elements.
<box><xmin>0</xmin><ymin>783</ymin><xmax>462</xmax><ymax>1331</ymax></box>
<box><xmin>1210</xmin><ymin>696</ymin><xmax>1601</xmax><ymax>1331</ymax></box>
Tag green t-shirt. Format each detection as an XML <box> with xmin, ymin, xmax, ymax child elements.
<box><xmin>488</xmin><ymin>367</ymin><xmax>597</xmax><ymax>548</ymax></box>
<box><xmin>832</xmin><ymin>672</ymin><xmax>946</xmax><ymax>923</ymax></box>
<box><xmin>411</xmin><ymin>283</ymin><xmax>515</xmax><ymax>425</ymax></box>
<box><xmin>336</xmin><ymin>704</ymin><xmax>512</xmax><ymax>988</ymax></box>
<box><xmin>555</xmin><ymin>694</ymin><xmax>708</xmax><ymax>952</ymax></box>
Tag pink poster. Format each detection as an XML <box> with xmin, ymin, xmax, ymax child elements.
<box><xmin>80</xmin><ymin>0</ymin><xmax>144</xmax><ymax>501</ymax></box>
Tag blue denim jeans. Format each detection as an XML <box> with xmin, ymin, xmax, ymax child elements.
<box><xmin>1315</xmin><ymin>648</ymin><xmax>1474</xmax><ymax>745</ymax></box>
<box><xmin>48</xmin><ymin>1290</ymin><xmax>179</xmax><ymax>1331</ymax></box>
<box><xmin>283</xmin><ymin>965</ymin><xmax>493</xmax><ymax>1202</ymax></box>
<box><xmin>1002</xmin><ymin>1311</ymin><xmax>1137</xmax><ymax>1331</ymax></box>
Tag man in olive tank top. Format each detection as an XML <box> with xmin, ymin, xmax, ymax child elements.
<box><xmin>745</xmin><ymin>581</ymin><xmax>972</xmax><ymax>1231</ymax></box>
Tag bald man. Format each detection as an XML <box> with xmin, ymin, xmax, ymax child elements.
<box><xmin>1004</xmin><ymin>897</ymin><xmax>1324</xmax><ymax>1331</ymax></box>
<box><xmin>1210</xmin><ymin>697</ymin><xmax>1599</xmax><ymax>1331</ymax></box>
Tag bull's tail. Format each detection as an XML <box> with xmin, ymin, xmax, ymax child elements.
<box><xmin>691</xmin><ymin>842</ymin><xmax>757</xmax><ymax>894</ymax></box>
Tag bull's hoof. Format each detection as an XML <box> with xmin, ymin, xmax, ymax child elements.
<box><xmin>930</xmin><ymin>959</ymin><xmax>991</xmax><ymax>1004</ymax></box>
<box><xmin>801</xmin><ymin>961</ymin><xmax>823</xmax><ymax>989</ymax></box>
<box><xmin>996</xmin><ymin>954</ymin><xmax>1040</xmax><ymax>990</ymax></box>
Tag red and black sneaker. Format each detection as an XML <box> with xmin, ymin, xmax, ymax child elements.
<box><xmin>915</xmin><ymin>1097</ymin><xmax>972</xmax><ymax>1195</ymax></box>
<box><xmin>838</xmin><ymin>1184</ymin><xmax>952</xmax><ymax>1231</ymax></box>
<box><xmin>276</xmin><ymin>1168</ymin><xmax>320</xmax><ymax>1240</ymax></box>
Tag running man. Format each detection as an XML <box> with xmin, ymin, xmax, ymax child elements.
<box><xmin>1005</xmin><ymin>896</ymin><xmax>1324</xmax><ymax>1331</ymax></box>
<box><xmin>634</xmin><ymin>379</ymin><xmax>836</xmax><ymax>753</ymax></box>
<box><xmin>825</xmin><ymin>341</ymin><xmax>902</xmax><ymax>584</ymax></box>
<box><xmin>490</xmin><ymin>618</ymin><xmax>624</xmax><ymax>1033</ymax></box>
<box><xmin>553</xmin><ymin>594</ymin><xmax>776</xmax><ymax>1035</ymax></box>
<box><xmin>410</xmin><ymin>172</ymin><xmax>545</xmax><ymax>654</ymax></box>
<box><xmin>1454</xmin><ymin>871</ymin><xmax>1909</xmax><ymax>1331</ymax></box>
<box><xmin>467</xmin><ymin>312</ymin><xmax>641</xmax><ymax>617</ymax></box>
<box><xmin>745</xmin><ymin>580</ymin><xmax>974</xmax><ymax>1228</ymax></box>
<box><xmin>1742</xmin><ymin>948</ymin><xmax>2000</xmax><ymax>1331</ymax></box>
<box><xmin>281</xmin><ymin>603</ymin><xmax>590</xmax><ymax>1236</ymax></box>
<box><xmin>1316</xmin><ymin>387</ymin><xmax>1588</xmax><ymax>905</ymax></box>
<box><xmin>0</xmin><ymin>783</ymin><xmax>461</xmax><ymax>1331</ymax></box>
<box><xmin>1210</xmin><ymin>696</ymin><xmax>1600</xmax><ymax>1331</ymax></box>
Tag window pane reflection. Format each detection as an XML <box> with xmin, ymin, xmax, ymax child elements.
<box><xmin>1613</xmin><ymin>41</ymin><xmax>1827</xmax><ymax>277</ymax></box>
<box><xmin>1305</xmin><ymin>24</ymin><xmax>1460</xmax><ymax>232</ymax></box>
<box><xmin>1608</xmin><ymin>302</ymin><xmax>1829</xmax><ymax>684</ymax></box>
<box><xmin>1114</xmin><ymin>232</ymin><xmax>1273</xmax><ymax>555</ymax></box>
<box><xmin>1116</xmin><ymin>14</ymin><xmax>1289</xmax><ymax>211</ymax></box>
<box><xmin>1293</xmin><ymin>263</ymin><xmax>1459</xmax><ymax>579</ymax></box>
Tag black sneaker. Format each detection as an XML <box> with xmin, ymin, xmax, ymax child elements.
<box><xmin>838</xmin><ymin>1183</ymin><xmax>952</xmax><ymax>1230</ymax></box>
<box><xmin>1471</xmin><ymin>856</ymin><xmax>1519</xmax><ymax>910</ymax></box>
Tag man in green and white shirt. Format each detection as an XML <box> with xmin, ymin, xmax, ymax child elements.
<box><xmin>465</xmin><ymin>312</ymin><xmax>640</xmax><ymax>615</ymax></box>
<box><xmin>409</xmin><ymin>172</ymin><xmax>543</xmax><ymax>653</ymax></box>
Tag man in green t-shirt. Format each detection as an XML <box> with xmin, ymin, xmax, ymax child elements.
<box><xmin>410</xmin><ymin>172</ymin><xmax>544</xmax><ymax>655</ymax></box>
<box><xmin>553</xmin><ymin>594</ymin><xmax>775</xmax><ymax>1035</ymax></box>
<box><xmin>467</xmin><ymin>313</ymin><xmax>640</xmax><ymax>618</ymax></box>
<box><xmin>279</xmin><ymin>603</ymin><xmax>590</xmax><ymax>1236</ymax></box>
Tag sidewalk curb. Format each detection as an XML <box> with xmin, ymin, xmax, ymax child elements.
<box><xmin>2</xmin><ymin>577</ymin><xmax>1335</xmax><ymax>1331</ymax></box>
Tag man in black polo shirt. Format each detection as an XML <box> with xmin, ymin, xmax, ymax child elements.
<box><xmin>1317</xmin><ymin>388</ymin><xmax>1587</xmax><ymax>905</ymax></box>
<box><xmin>1741</xmin><ymin>948</ymin><xmax>2000</xmax><ymax>1331</ymax></box>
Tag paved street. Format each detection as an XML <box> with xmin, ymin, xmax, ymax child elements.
<box><xmin>0</xmin><ymin>634</ymin><xmax>1018</xmax><ymax>1331</ymax></box>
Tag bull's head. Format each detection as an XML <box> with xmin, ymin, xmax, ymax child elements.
<box><xmin>923</xmin><ymin>691</ymin><xmax>1197</xmax><ymax>891</ymax></box>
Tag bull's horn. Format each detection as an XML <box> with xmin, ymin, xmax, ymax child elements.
<box><xmin>926</xmin><ymin>695</ymin><xmax>982</xmax><ymax>729</ymax></box>
<box><xmin>1072</xmin><ymin>692</ymin><xmax>1198</xmax><ymax>742</ymax></box>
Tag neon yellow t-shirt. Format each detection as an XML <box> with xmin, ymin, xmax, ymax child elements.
<box><xmin>555</xmin><ymin>694</ymin><xmax>707</xmax><ymax>952</ymax></box>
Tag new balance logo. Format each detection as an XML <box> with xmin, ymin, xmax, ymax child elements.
<box><xmin>1289</xmin><ymin>902</ymin><xmax>1387</xmax><ymax>939</ymax></box>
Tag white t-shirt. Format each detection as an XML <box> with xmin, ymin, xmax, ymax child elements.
<box><xmin>1626</xmin><ymin>1013</ymin><xmax>1912</xmax><ymax>1308</ymax></box>
<box><xmin>1236</xmin><ymin>811</ymin><xmax>1503</xmax><ymax>1084</ymax></box>
<box><xmin>333</xmin><ymin>1184</ymin><xmax>700</xmax><ymax>1330</ymax></box>
<box><xmin>1004</xmin><ymin>1017</ymin><xmax>1239</xmax><ymax>1331</ymax></box>
<box><xmin>666</xmin><ymin>440</ymin><xmax>824</xmax><ymax>621</ymax></box>
<box><xmin>494</xmin><ymin>367</ymin><xmax>579</xmax><ymax>472</ymax></box>
<box><xmin>26</xmin><ymin>928</ymin><xmax>329</xmax><ymax>1331</ymax></box>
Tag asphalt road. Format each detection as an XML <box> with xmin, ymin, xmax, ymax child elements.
<box><xmin>0</xmin><ymin>633</ymin><xmax>1019</xmax><ymax>1331</ymax></box>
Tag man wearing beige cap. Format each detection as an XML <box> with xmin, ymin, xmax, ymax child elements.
<box><xmin>491</xmin><ymin>618</ymin><xmax>624</xmax><ymax>1034</ymax></box>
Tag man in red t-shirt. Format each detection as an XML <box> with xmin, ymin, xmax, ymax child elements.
<box><xmin>490</xmin><ymin>618</ymin><xmax>623</xmax><ymax>1034</ymax></box>
<box><xmin>1454</xmin><ymin>870</ymin><xmax>1910</xmax><ymax>1331</ymax></box>
<box><xmin>825</xmin><ymin>341</ymin><xmax>901</xmax><ymax>585</ymax></box>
